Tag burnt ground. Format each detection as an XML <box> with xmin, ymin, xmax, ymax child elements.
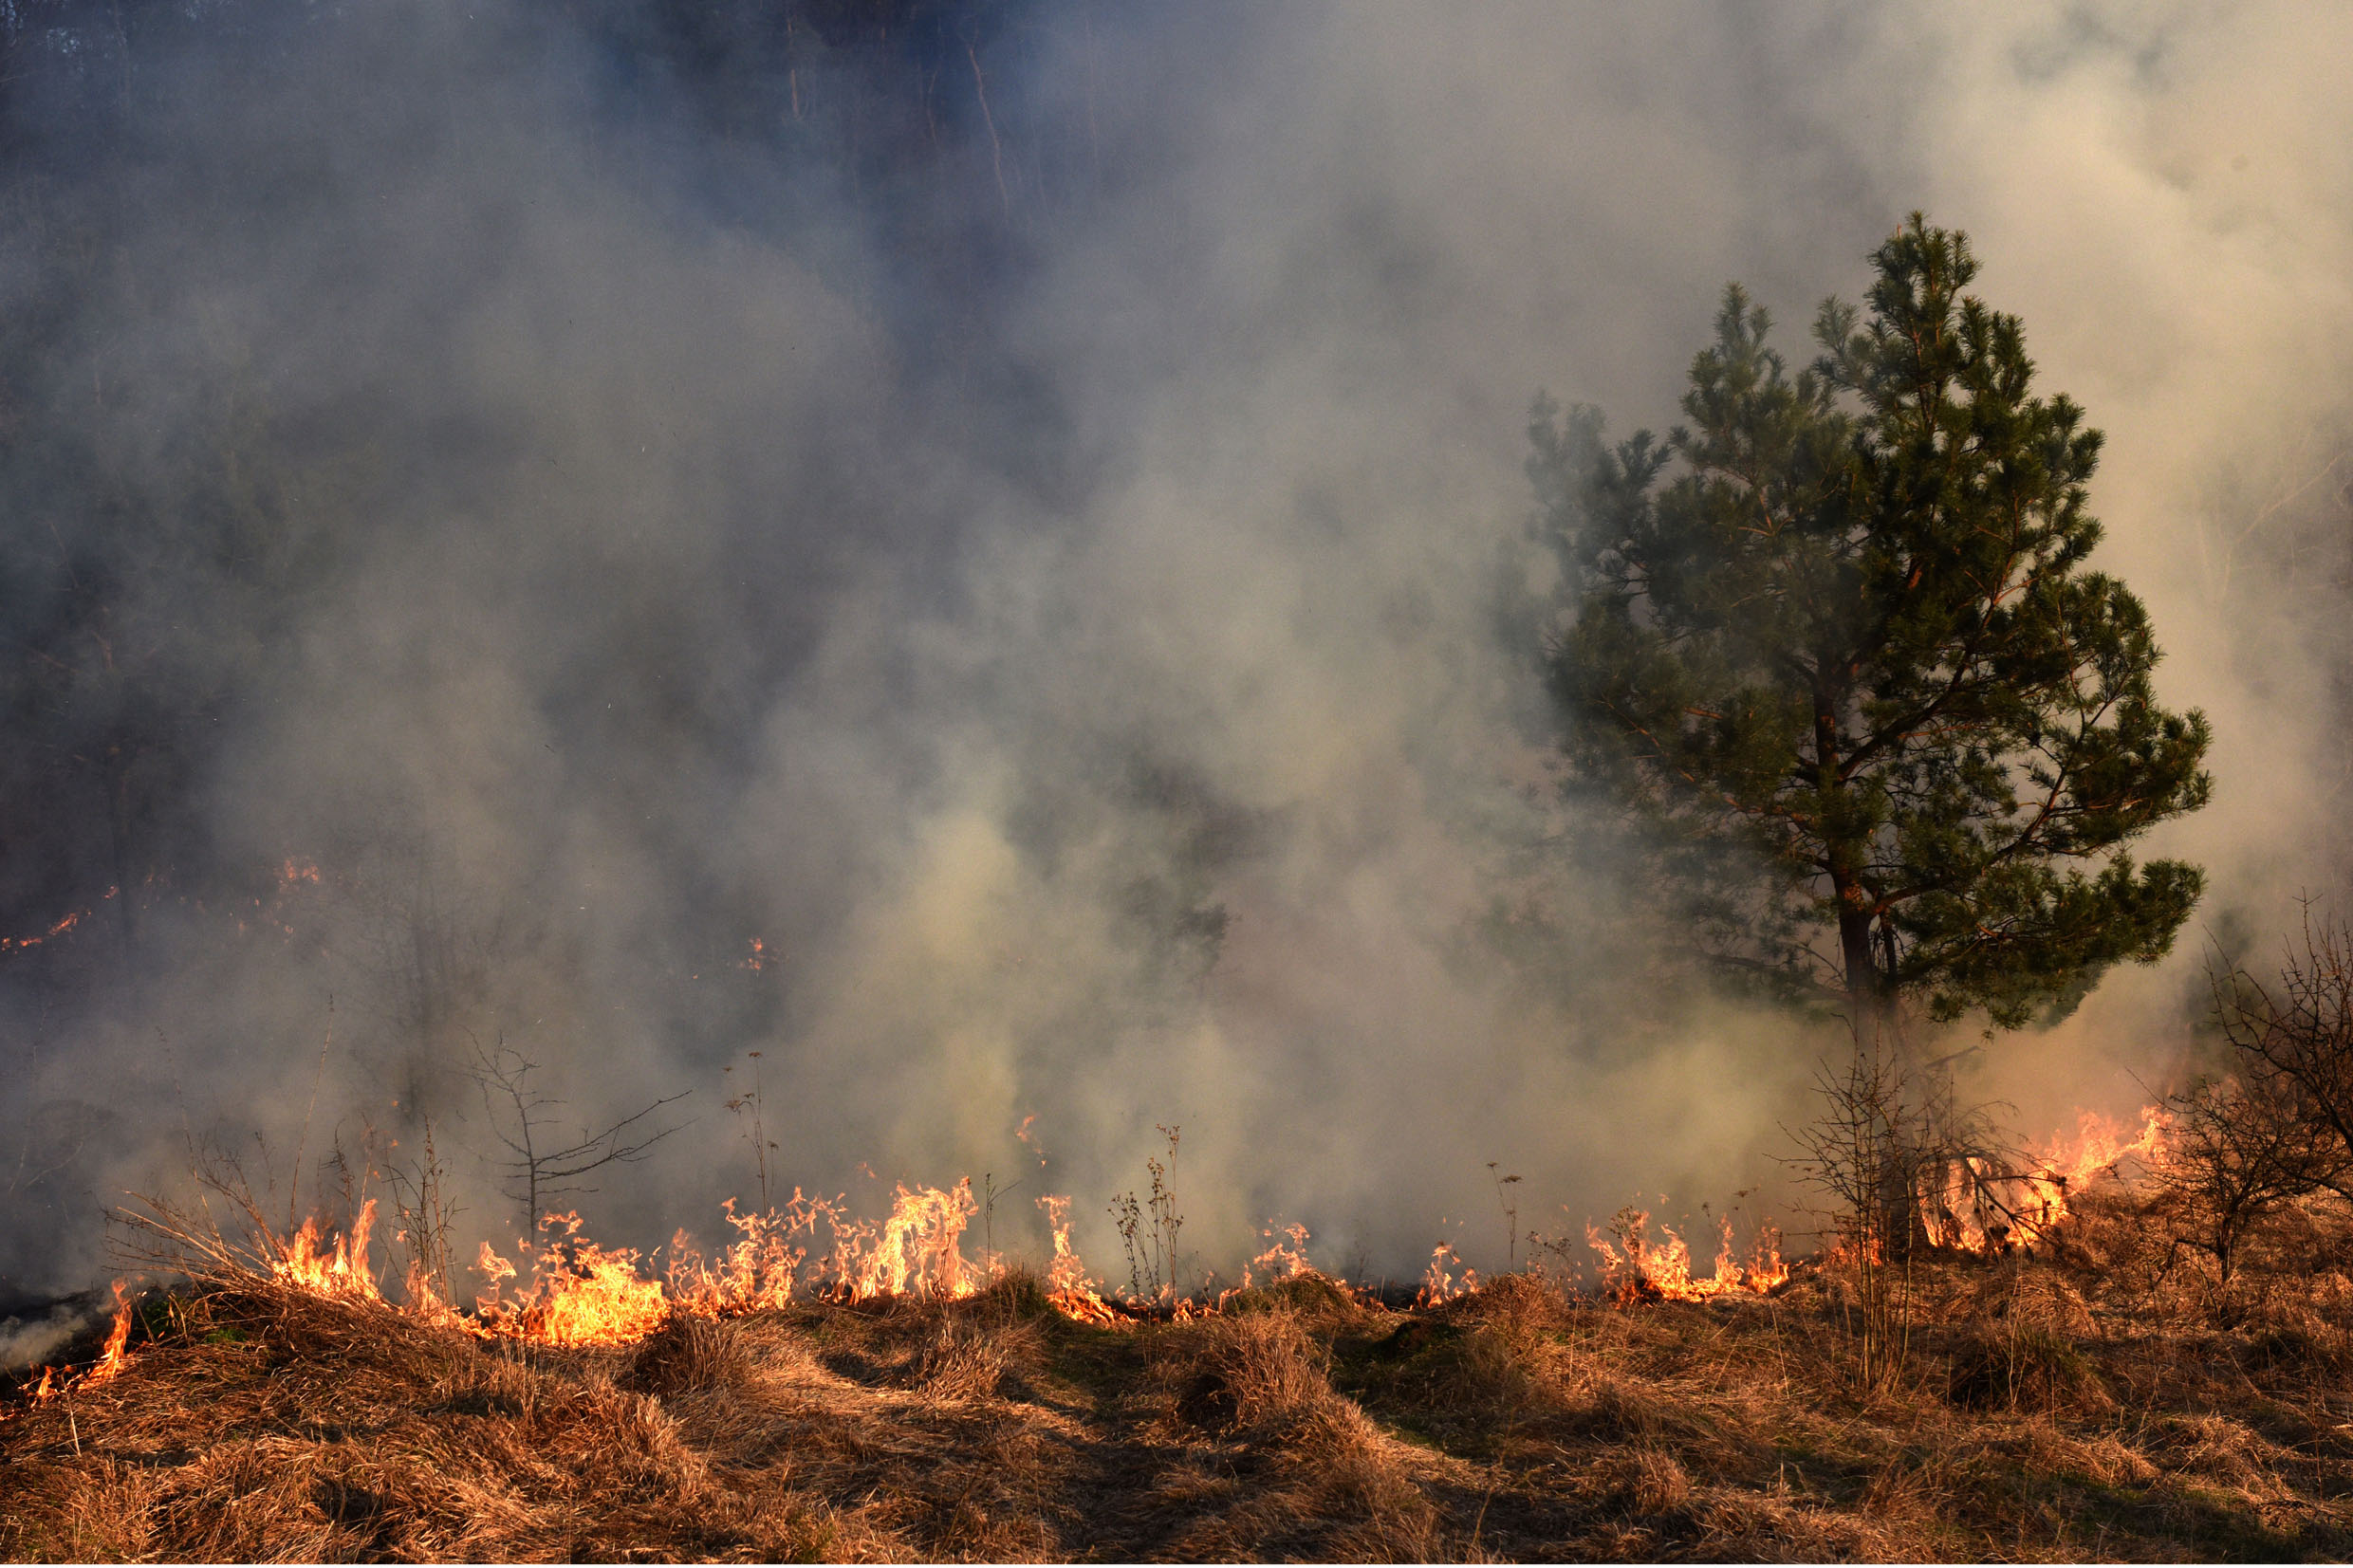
<box><xmin>8</xmin><ymin>1194</ymin><xmax>2353</xmax><ymax>1561</ymax></box>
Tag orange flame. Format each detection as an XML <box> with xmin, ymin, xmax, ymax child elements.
<box><xmin>272</xmin><ymin>1201</ymin><xmax>381</xmax><ymax>1301</ymax></box>
<box><xmin>1921</xmin><ymin>1106</ymin><xmax>2172</xmax><ymax>1253</ymax></box>
<box><xmin>2</xmin><ymin>907</ymin><xmax>85</xmax><ymax>953</ymax></box>
<box><xmin>460</xmin><ymin>1182</ymin><xmax>992</xmax><ymax>1343</ymax></box>
<box><xmin>667</xmin><ymin>1196</ymin><xmax>812</xmax><ymax>1316</ymax></box>
<box><xmin>1036</xmin><ymin>1194</ymin><xmax>1118</xmax><ymax>1324</ymax></box>
<box><xmin>20</xmin><ymin>1281</ymin><xmax>136</xmax><ymax>1405</ymax></box>
<box><xmin>1015</xmin><ymin>1114</ymin><xmax>1047</xmax><ymax>1166</ymax></box>
<box><xmin>1242</xmin><ymin>1221</ymin><xmax>1313</xmax><ymax>1289</ymax></box>
<box><xmin>82</xmin><ymin>1284</ymin><xmax>133</xmax><ymax>1387</ymax></box>
<box><xmin>473</xmin><ymin>1213</ymin><xmax>669</xmax><ymax>1346</ymax></box>
<box><xmin>1416</xmin><ymin>1240</ymin><xmax>1478</xmax><ymax>1307</ymax></box>
<box><xmin>843</xmin><ymin>1180</ymin><xmax>978</xmax><ymax>1301</ymax></box>
<box><xmin>1588</xmin><ymin>1209</ymin><xmax>1785</xmax><ymax>1305</ymax></box>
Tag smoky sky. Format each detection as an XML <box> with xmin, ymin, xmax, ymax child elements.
<box><xmin>3</xmin><ymin>0</ymin><xmax>2350</xmax><ymax>1305</ymax></box>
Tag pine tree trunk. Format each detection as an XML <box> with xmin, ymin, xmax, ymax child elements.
<box><xmin>1839</xmin><ymin>903</ymin><xmax>1881</xmax><ymax>1045</ymax></box>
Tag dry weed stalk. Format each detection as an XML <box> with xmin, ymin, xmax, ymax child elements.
<box><xmin>1109</xmin><ymin>1124</ymin><xmax>1185</xmax><ymax>1304</ymax></box>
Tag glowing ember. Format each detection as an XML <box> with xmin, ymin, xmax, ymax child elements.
<box><xmin>1</xmin><ymin>907</ymin><xmax>86</xmax><ymax>953</ymax></box>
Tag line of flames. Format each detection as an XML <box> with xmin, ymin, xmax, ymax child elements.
<box><xmin>19</xmin><ymin>1105</ymin><xmax>2177</xmax><ymax>1387</ymax></box>
<box><xmin>257</xmin><ymin>1182</ymin><xmax>1059</xmax><ymax>1347</ymax></box>
<box><xmin>253</xmin><ymin>1185</ymin><xmax>1373</xmax><ymax>1345</ymax></box>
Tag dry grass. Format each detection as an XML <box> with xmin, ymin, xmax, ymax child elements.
<box><xmin>9</xmin><ymin>1207</ymin><xmax>2353</xmax><ymax>1561</ymax></box>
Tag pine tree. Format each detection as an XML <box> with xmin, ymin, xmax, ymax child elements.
<box><xmin>1534</xmin><ymin>215</ymin><xmax>2212</xmax><ymax>1039</ymax></box>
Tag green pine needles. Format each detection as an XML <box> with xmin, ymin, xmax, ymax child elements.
<box><xmin>1533</xmin><ymin>214</ymin><xmax>2212</xmax><ymax>1036</ymax></box>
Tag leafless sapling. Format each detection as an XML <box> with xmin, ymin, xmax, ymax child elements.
<box><xmin>2147</xmin><ymin>1070</ymin><xmax>2337</xmax><ymax>1288</ymax></box>
<box><xmin>469</xmin><ymin>1040</ymin><xmax>690</xmax><ymax>1239</ymax></box>
<box><xmin>2210</xmin><ymin>904</ymin><xmax>2353</xmax><ymax>1193</ymax></box>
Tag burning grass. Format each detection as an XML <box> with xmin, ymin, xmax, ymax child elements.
<box><xmin>11</xmin><ymin>1179</ymin><xmax>2353</xmax><ymax>1561</ymax></box>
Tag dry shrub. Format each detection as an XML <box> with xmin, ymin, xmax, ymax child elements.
<box><xmin>1938</xmin><ymin>1257</ymin><xmax>2110</xmax><ymax>1414</ymax></box>
<box><xmin>1153</xmin><ymin>1312</ymin><xmax>1447</xmax><ymax>1564</ymax></box>
<box><xmin>1158</xmin><ymin>1444</ymin><xmax>1447</xmax><ymax>1567</ymax></box>
<box><xmin>0</xmin><ymin>1277</ymin><xmax>875</xmax><ymax>1565</ymax></box>
<box><xmin>1573</xmin><ymin>1365</ymin><xmax>1677</xmax><ymax>1442</ymax></box>
<box><xmin>10</xmin><ymin>1458</ymin><xmax>162</xmax><ymax>1561</ymax></box>
<box><xmin>565</xmin><ymin>1374</ymin><xmax>709</xmax><ymax>1485</ymax></box>
<box><xmin>1313</xmin><ymin>1461</ymin><xmax>1451</xmax><ymax>1564</ymax></box>
<box><xmin>721</xmin><ymin>1309</ymin><xmax>824</xmax><ymax>1381</ymax></box>
<box><xmin>2240</xmin><ymin>1318</ymin><xmax>2337</xmax><ymax>1374</ymax></box>
<box><xmin>1455</xmin><ymin>1268</ymin><xmax>1574</xmax><ymax>1327</ymax></box>
<box><xmin>214</xmin><ymin>1277</ymin><xmax>476</xmax><ymax>1384</ymax></box>
<box><xmin>622</xmin><ymin>1311</ymin><xmax>750</xmax><ymax>1395</ymax></box>
<box><xmin>1355</xmin><ymin>1280</ymin><xmax>1579</xmax><ymax>1428</ymax></box>
<box><xmin>2066</xmin><ymin>1428</ymin><xmax>2161</xmax><ymax>1489</ymax></box>
<box><xmin>431</xmin><ymin>1348</ymin><xmax>548</xmax><ymax>1420</ymax></box>
<box><xmin>1417</xmin><ymin>1322</ymin><xmax>1552</xmax><ymax>1417</ymax></box>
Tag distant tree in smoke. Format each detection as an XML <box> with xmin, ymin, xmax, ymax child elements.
<box><xmin>1533</xmin><ymin>215</ymin><xmax>2213</xmax><ymax>1043</ymax></box>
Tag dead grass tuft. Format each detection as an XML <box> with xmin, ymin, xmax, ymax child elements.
<box><xmin>962</xmin><ymin>1264</ymin><xmax>1056</xmax><ymax>1325</ymax></box>
<box><xmin>1163</xmin><ymin>1306</ymin><xmax>1352</xmax><ymax>1444</ymax></box>
<box><xmin>1586</xmin><ymin>1442</ymin><xmax>1693</xmax><ymax>1516</ymax></box>
<box><xmin>912</xmin><ymin>1313</ymin><xmax>1010</xmax><ymax>1403</ymax></box>
<box><xmin>1218</xmin><ymin>1270</ymin><xmax>1364</xmax><ymax>1324</ymax></box>
<box><xmin>622</xmin><ymin>1311</ymin><xmax>751</xmax><ymax>1396</ymax></box>
<box><xmin>1945</xmin><ymin>1321</ymin><xmax>2111</xmax><ymax>1413</ymax></box>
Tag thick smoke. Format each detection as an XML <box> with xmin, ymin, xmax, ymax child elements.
<box><xmin>3</xmin><ymin>1</ymin><xmax>2349</xmax><ymax>1307</ymax></box>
